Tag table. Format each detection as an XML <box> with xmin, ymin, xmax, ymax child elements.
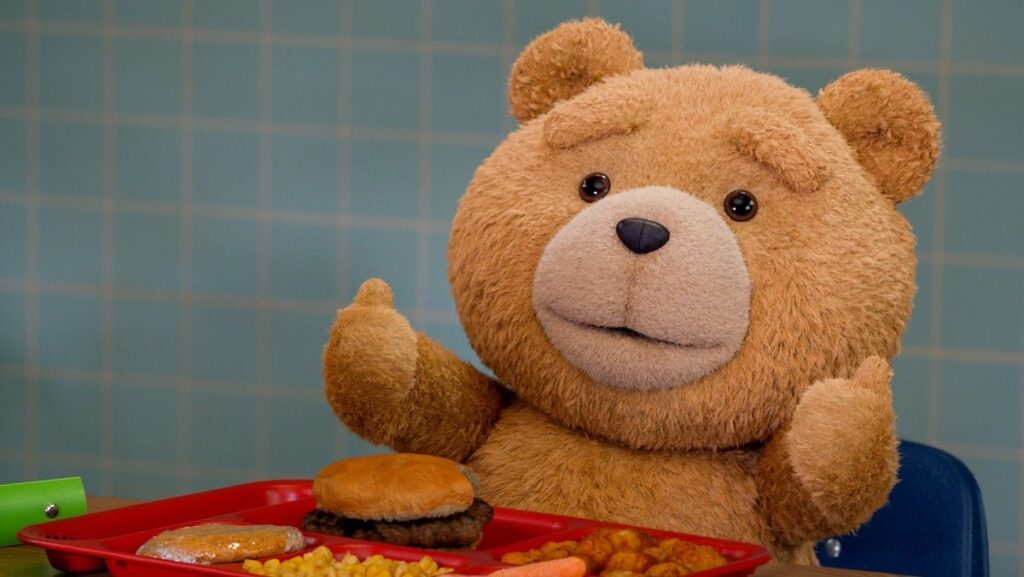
<box><xmin>0</xmin><ymin>498</ymin><xmax>905</xmax><ymax>577</ymax></box>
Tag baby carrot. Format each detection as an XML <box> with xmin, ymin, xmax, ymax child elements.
<box><xmin>487</xmin><ymin>557</ymin><xmax>587</xmax><ymax>577</ymax></box>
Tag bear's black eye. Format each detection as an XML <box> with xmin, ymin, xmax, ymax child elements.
<box><xmin>724</xmin><ymin>189</ymin><xmax>758</xmax><ymax>221</ymax></box>
<box><xmin>579</xmin><ymin>172</ymin><xmax>611</xmax><ymax>202</ymax></box>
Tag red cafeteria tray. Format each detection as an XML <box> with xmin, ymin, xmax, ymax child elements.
<box><xmin>19</xmin><ymin>480</ymin><xmax>772</xmax><ymax>577</ymax></box>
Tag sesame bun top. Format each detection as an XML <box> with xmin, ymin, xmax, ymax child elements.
<box><xmin>313</xmin><ymin>453</ymin><xmax>479</xmax><ymax>522</ymax></box>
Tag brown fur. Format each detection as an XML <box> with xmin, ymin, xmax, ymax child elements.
<box><xmin>323</xmin><ymin>19</ymin><xmax>939</xmax><ymax>564</ymax></box>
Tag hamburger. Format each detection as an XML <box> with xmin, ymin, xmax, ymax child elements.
<box><xmin>301</xmin><ymin>453</ymin><xmax>493</xmax><ymax>550</ymax></box>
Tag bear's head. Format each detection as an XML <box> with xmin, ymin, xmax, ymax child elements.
<box><xmin>449</xmin><ymin>19</ymin><xmax>940</xmax><ymax>452</ymax></box>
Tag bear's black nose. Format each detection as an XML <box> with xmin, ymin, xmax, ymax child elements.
<box><xmin>616</xmin><ymin>218</ymin><xmax>670</xmax><ymax>254</ymax></box>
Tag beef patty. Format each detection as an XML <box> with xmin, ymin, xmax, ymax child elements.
<box><xmin>301</xmin><ymin>499</ymin><xmax>493</xmax><ymax>550</ymax></box>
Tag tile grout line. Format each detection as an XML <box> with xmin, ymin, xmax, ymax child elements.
<box><xmin>414</xmin><ymin>0</ymin><xmax>433</xmax><ymax>330</ymax></box>
<box><xmin>175</xmin><ymin>0</ymin><xmax>196</xmax><ymax>493</ymax></box>
<box><xmin>334</xmin><ymin>0</ymin><xmax>354</xmax><ymax>461</ymax></box>
<box><xmin>22</xmin><ymin>0</ymin><xmax>40</xmax><ymax>480</ymax></box>
<box><xmin>254</xmin><ymin>0</ymin><xmax>273</xmax><ymax>479</ymax></box>
<box><xmin>847</xmin><ymin>0</ymin><xmax>860</xmax><ymax>70</ymax></box>
<box><xmin>1020</xmin><ymin>306</ymin><xmax>1024</xmax><ymax>569</ymax></box>
<box><xmin>499</xmin><ymin>0</ymin><xmax>516</xmax><ymax>134</ymax></box>
<box><xmin>926</xmin><ymin>0</ymin><xmax>953</xmax><ymax>449</ymax></box>
<box><xmin>98</xmin><ymin>0</ymin><xmax>117</xmax><ymax>496</ymax></box>
<box><xmin>757</xmin><ymin>0</ymin><xmax>770</xmax><ymax>70</ymax></box>
<box><xmin>671</xmin><ymin>0</ymin><xmax>686</xmax><ymax>63</ymax></box>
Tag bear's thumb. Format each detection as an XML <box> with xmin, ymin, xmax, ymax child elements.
<box><xmin>352</xmin><ymin>278</ymin><xmax>395</xmax><ymax>308</ymax></box>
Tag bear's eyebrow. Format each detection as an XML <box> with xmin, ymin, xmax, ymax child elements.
<box><xmin>543</xmin><ymin>87</ymin><xmax>651</xmax><ymax>149</ymax></box>
<box><xmin>724</xmin><ymin>109</ymin><xmax>831</xmax><ymax>194</ymax></box>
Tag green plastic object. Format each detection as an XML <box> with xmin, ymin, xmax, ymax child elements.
<box><xmin>0</xmin><ymin>477</ymin><xmax>86</xmax><ymax>547</ymax></box>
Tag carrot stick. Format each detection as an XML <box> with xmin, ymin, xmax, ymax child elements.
<box><xmin>485</xmin><ymin>557</ymin><xmax>587</xmax><ymax>577</ymax></box>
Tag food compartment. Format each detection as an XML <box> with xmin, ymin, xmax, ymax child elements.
<box><xmin>476</xmin><ymin>507</ymin><xmax>572</xmax><ymax>551</ymax></box>
<box><xmin>233</xmin><ymin>497</ymin><xmax>319</xmax><ymax>527</ymax></box>
<box><xmin>481</xmin><ymin>525</ymin><xmax>770</xmax><ymax>577</ymax></box>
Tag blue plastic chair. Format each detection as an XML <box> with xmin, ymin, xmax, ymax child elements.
<box><xmin>814</xmin><ymin>440</ymin><xmax>989</xmax><ymax>577</ymax></box>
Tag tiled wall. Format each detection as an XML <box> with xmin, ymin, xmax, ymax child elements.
<box><xmin>1</xmin><ymin>0</ymin><xmax>1022</xmax><ymax>573</ymax></box>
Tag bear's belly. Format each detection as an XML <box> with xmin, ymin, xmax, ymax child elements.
<box><xmin>468</xmin><ymin>403</ymin><xmax>815</xmax><ymax>564</ymax></box>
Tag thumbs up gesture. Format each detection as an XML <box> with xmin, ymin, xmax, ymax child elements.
<box><xmin>323</xmin><ymin>279</ymin><xmax>420</xmax><ymax>423</ymax></box>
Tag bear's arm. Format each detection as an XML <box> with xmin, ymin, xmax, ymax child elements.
<box><xmin>756</xmin><ymin>357</ymin><xmax>899</xmax><ymax>546</ymax></box>
<box><xmin>323</xmin><ymin>281</ymin><xmax>506</xmax><ymax>461</ymax></box>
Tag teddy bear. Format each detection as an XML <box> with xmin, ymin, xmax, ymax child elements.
<box><xmin>322</xmin><ymin>19</ymin><xmax>940</xmax><ymax>565</ymax></box>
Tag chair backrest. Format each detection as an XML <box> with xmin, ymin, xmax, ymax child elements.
<box><xmin>815</xmin><ymin>440</ymin><xmax>989</xmax><ymax>577</ymax></box>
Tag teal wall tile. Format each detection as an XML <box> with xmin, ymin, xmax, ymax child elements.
<box><xmin>514</xmin><ymin>0</ymin><xmax>587</xmax><ymax>45</ymax></box>
<box><xmin>945</xmin><ymin>169</ymin><xmax>1024</xmax><ymax>257</ymax></box>
<box><xmin>115</xmin><ymin>0</ymin><xmax>181</xmax><ymax>27</ymax></box>
<box><xmin>989</xmin><ymin>552</ymin><xmax>1020</xmax><ymax>577</ymax></box>
<box><xmin>39</xmin><ymin>122</ymin><xmax>103</xmax><ymax>197</ymax></box>
<box><xmin>0</xmin><ymin>1</ymin><xmax>26</xmax><ymax>18</ymax></box>
<box><xmin>769</xmin><ymin>0</ymin><xmax>849</xmax><ymax>58</ymax></box>
<box><xmin>270</xmin><ymin>134</ymin><xmax>340</xmax><ymax>213</ymax></box>
<box><xmin>0</xmin><ymin>205</ymin><xmax>27</xmax><ymax>279</ymax></box>
<box><xmin>959</xmin><ymin>455</ymin><xmax>1020</xmax><ymax>545</ymax></box>
<box><xmin>111</xmin><ymin>470</ymin><xmax>179</xmax><ymax>500</ymax></box>
<box><xmin>37</xmin><ymin>207</ymin><xmax>102</xmax><ymax>284</ymax></box>
<box><xmin>0</xmin><ymin>119</ymin><xmax>27</xmax><ymax>191</ymax></box>
<box><xmin>0</xmin><ymin>31</ymin><xmax>26</xmax><ymax>107</ymax></box>
<box><xmin>859</xmin><ymin>0</ymin><xmax>941</xmax><ymax>63</ymax></box>
<box><xmin>596</xmin><ymin>0</ymin><xmax>673</xmax><ymax>53</ymax></box>
<box><xmin>431</xmin><ymin>53</ymin><xmax>506</xmax><ymax>134</ymax></box>
<box><xmin>350</xmin><ymin>50</ymin><xmax>419</xmax><ymax>130</ymax></box>
<box><xmin>431</xmin><ymin>0</ymin><xmax>502</xmax><ymax>44</ymax></box>
<box><xmin>898</xmin><ymin>180</ymin><xmax>935</xmax><ymax>254</ymax></box>
<box><xmin>192</xmin><ymin>0</ymin><xmax>259</xmax><ymax>31</ymax></box>
<box><xmin>190</xmin><ymin>391</ymin><xmax>259</xmax><ymax>468</ymax></box>
<box><xmin>902</xmin><ymin>261</ymin><xmax>932</xmax><ymax>349</ymax></box>
<box><xmin>347</xmin><ymin>228</ymin><xmax>417</xmax><ymax>313</ymax></box>
<box><xmin>271</xmin><ymin>45</ymin><xmax>340</xmax><ymax>125</ymax></box>
<box><xmin>191</xmin><ymin>304</ymin><xmax>259</xmax><ymax>383</ymax></box>
<box><xmin>429</xmin><ymin>142</ymin><xmax>491</xmax><ymax>221</ymax></box>
<box><xmin>268</xmin><ymin>310</ymin><xmax>329</xmax><ymax>389</ymax></box>
<box><xmin>113</xmin><ymin>299</ymin><xmax>179</xmax><ymax>377</ymax></box>
<box><xmin>273</xmin><ymin>0</ymin><xmax>339</xmax><ymax>36</ymax></box>
<box><xmin>36</xmin><ymin>376</ymin><xmax>101</xmax><ymax>456</ymax></box>
<box><xmin>37</xmin><ymin>294</ymin><xmax>102</xmax><ymax>370</ymax></box>
<box><xmin>114</xmin><ymin>213</ymin><xmax>181</xmax><ymax>291</ymax></box>
<box><xmin>352</xmin><ymin>0</ymin><xmax>420</xmax><ymax>40</ymax></box>
<box><xmin>117</xmin><ymin>126</ymin><xmax>181</xmax><ymax>202</ymax></box>
<box><xmin>0</xmin><ymin>462</ymin><xmax>27</xmax><ymax>484</ymax></box>
<box><xmin>186</xmin><ymin>470</ymin><xmax>254</xmax><ymax>494</ymax></box>
<box><xmin>193</xmin><ymin>42</ymin><xmax>260</xmax><ymax>120</ymax></box>
<box><xmin>428</xmin><ymin>230</ymin><xmax>454</xmax><ymax>311</ymax></box>
<box><xmin>266</xmin><ymin>398</ymin><xmax>341</xmax><ymax>477</ymax></box>
<box><xmin>349</xmin><ymin>139</ymin><xmax>419</xmax><ymax>218</ymax></box>
<box><xmin>939</xmin><ymin>360</ymin><xmax>1021</xmax><ymax>449</ymax></box>
<box><xmin>38</xmin><ymin>0</ymin><xmax>102</xmax><ymax>22</ymax></box>
<box><xmin>942</xmin><ymin>265</ymin><xmax>1024</xmax><ymax>352</ymax></box>
<box><xmin>0</xmin><ymin>376</ymin><xmax>27</xmax><ymax>450</ymax></box>
<box><xmin>112</xmin><ymin>383</ymin><xmax>178</xmax><ymax>460</ymax></box>
<box><xmin>684</xmin><ymin>0</ymin><xmax>760</xmax><ymax>57</ymax></box>
<box><xmin>948</xmin><ymin>74</ymin><xmax>1024</xmax><ymax>163</ymax></box>
<box><xmin>269</xmin><ymin>221</ymin><xmax>338</xmax><ymax>301</ymax></box>
<box><xmin>191</xmin><ymin>216</ymin><xmax>260</xmax><ymax>296</ymax></box>
<box><xmin>116</xmin><ymin>38</ymin><xmax>181</xmax><ymax>115</ymax></box>
<box><xmin>891</xmin><ymin>355</ymin><xmax>929</xmax><ymax>443</ymax></box>
<box><xmin>952</xmin><ymin>0</ymin><xmax>1024</xmax><ymax>65</ymax></box>
<box><xmin>0</xmin><ymin>292</ymin><xmax>27</xmax><ymax>364</ymax></box>
<box><xmin>193</xmin><ymin>130</ymin><xmax>260</xmax><ymax>208</ymax></box>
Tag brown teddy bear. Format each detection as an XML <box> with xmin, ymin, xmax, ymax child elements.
<box><xmin>323</xmin><ymin>19</ymin><xmax>940</xmax><ymax>565</ymax></box>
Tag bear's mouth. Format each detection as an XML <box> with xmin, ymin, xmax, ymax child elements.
<box><xmin>545</xmin><ymin>309</ymin><xmax>717</xmax><ymax>351</ymax></box>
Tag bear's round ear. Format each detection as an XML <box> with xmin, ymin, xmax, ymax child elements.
<box><xmin>508</xmin><ymin>18</ymin><xmax>644</xmax><ymax>123</ymax></box>
<box><xmin>817</xmin><ymin>69</ymin><xmax>941</xmax><ymax>204</ymax></box>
